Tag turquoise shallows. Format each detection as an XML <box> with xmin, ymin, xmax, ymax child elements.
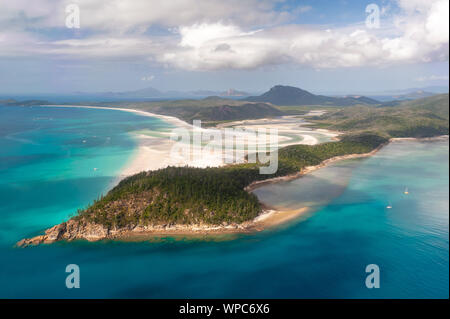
<box><xmin>0</xmin><ymin>105</ymin><xmax>448</xmax><ymax>298</ymax></box>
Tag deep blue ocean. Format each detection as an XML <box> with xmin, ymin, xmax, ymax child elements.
<box><xmin>0</xmin><ymin>105</ymin><xmax>448</xmax><ymax>298</ymax></box>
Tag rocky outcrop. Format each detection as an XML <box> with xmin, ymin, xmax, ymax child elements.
<box><xmin>16</xmin><ymin>138</ymin><xmax>394</xmax><ymax>248</ymax></box>
<box><xmin>16</xmin><ymin>219</ymin><xmax>110</xmax><ymax>247</ymax></box>
<box><xmin>16</xmin><ymin>219</ymin><xmax>254</xmax><ymax>247</ymax></box>
<box><xmin>19</xmin><ymin>152</ymin><xmax>371</xmax><ymax>247</ymax></box>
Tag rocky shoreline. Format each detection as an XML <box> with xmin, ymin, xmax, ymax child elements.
<box><xmin>16</xmin><ymin>219</ymin><xmax>257</xmax><ymax>247</ymax></box>
<box><xmin>16</xmin><ymin>206</ymin><xmax>312</xmax><ymax>247</ymax></box>
<box><xmin>16</xmin><ymin>144</ymin><xmax>387</xmax><ymax>247</ymax></box>
<box><xmin>19</xmin><ymin>135</ymin><xmax>447</xmax><ymax>247</ymax></box>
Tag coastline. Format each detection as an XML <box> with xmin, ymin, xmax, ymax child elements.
<box><xmin>17</xmin><ymin>134</ymin><xmax>448</xmax><ymax>247</ymax></box>
<box><xmin>245</xmin><ymin>142</ymin><xmax>386</xmax><ymax>192</ymax></box>
<box><xmin>40</xmin><ymin>104</ymin><xmax>190</xmax><ymax>128</ymax></box>
<box><xmin>16</xmin><ymin>143</ymin><xmax>383</xmax><ymax>247</ymax></box>
<box><xmin>390</xmin><ymin>135</ymin><xmax>449</xmax><ymax>142</ymax></box>
<box><xmin>116</xmin><ymin>207</ymin><xmax>311</xmax><ymax>240</ymax></box>
<box><xmin>39</xmin><ymin>105</ymin><xmax>339</xmax><ymax>181</ymax></box>
<box><xmin>17</xmin><ymin>106</ymin><xmax>331</xmax><ymax>247</ymax></box>
<box><xmin>17</xmin><ymin>107</ymin><xmax>449</xmax><ymax>246</ymax></box>
<box><xmin>16</xmin><ymin>206</ymin><xmax>312</xmax><ymax>247</ymax></box>
<box><xmin>40</xmin><ymin>104</ymin><xmax>195</xmax><ymax>183</ymax></box>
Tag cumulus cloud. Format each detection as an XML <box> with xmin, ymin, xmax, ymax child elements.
<box><xmin>0</xmin><ymin>0</ymin><xmax>448</xmax><ymax>70</ymax></box>
<box><xmin>425</xmin><ymin>0</ymin><xmax>449</xmax><ymax>45</ymax></box>
<box><xmin>0</xmin><ymin>30</ymin><xmax>44</xmax><ymax>57</ymax></box>
<box><xmin>160</xmin><ymin>0</ymin><xmax>449</xmax><ymax>70</ymax></box>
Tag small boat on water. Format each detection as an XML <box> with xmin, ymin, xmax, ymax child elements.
<box><xmin>404</xmin><ymin>187</ymin><xmax>409</xmax><ymax>195</ymax></box>
<box><xmin>386</xmin><ymin>205</ymin><xmax>392</xmax><ymax>209</ymax></box>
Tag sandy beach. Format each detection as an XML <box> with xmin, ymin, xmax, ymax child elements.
<box><xmin>24</xmin><ymin>108</ymin><xmax>438</xmax><ymax>247</ymax></box>
<box><xmin>106</xmin><ymin>207</ymin><xmax>312</xmax><ymax>242</ymax></box>
<box><xmin>41</xmin><ymin>104</ymin><xmax>190</xmax><ymax>128</ymax></box>
<box><xmin>42</xmin><ymin>105</ymin><xmax>200</xmax><ymax>177</ymax></box>
<box><xmin>41</xmin><ymin>105</ymin><xmax>338</xmax><ymax>180</ymax></box>
<box><xmin>32</xmin><ymin>105</ymin><xmax>421</xmax><ymax>241</ymax></box>
<box><xmin>390</xmin><ymin>135</ymin><xmax>449</xmax><ymax>142</ymax></box>
<box><xmin>40</xmin><ymin>106</ymin><xmax>445</xmax><ymax>240</ymax></box>
<box><xmin>15</xmin><ymin>105</ymin><xmax>344</xmax><ymax>246</ymax></box>
<box><xmin>217</xmin><ymin>115</ymin><xmax>339</xmax><ymax>146</ymax></box>
<box><xmin>26</xmin><ymin>134</ymin><xmax>449</xmax><ymax>247</ymax></box>
<box><xmin>119</xmin><ymin>114</ymin><xmax>339</xmax><ymax>178</ymax></box>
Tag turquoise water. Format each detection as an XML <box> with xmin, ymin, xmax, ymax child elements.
<box><xmin>0</xmin><ymin>106</ymin><xmax>448</xmax><ymax>298</ymax></box>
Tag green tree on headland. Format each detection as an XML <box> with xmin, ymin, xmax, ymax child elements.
<box><xmin>74</xmin><ymin>133</ymin><xmax>388</xmax><ymax>228</ymax></box>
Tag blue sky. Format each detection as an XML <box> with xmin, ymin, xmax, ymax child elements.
<box><xmin>0</xmin><ymin>0</ymin><xmax>448</xmax><ymax>95</ymax></box>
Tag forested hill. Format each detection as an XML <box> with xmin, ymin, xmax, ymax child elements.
<box><xmin>245</xmin><ymin>85</ymin><xmax>380</xmax><ymax>106</ymax></box>
<box><xmin>147</xmin><ymin>102</ymin><xmax>284</xmax><ymax>123</ymax></box>
<box><xmin>398</xmin><ymin>93</ymin><xmax>449</xmax><ymax>118</ymax></box>
<box><xmin>308</xmin><ymin>94</ymin><xmax>449</xmax><ymax>138</ymax></box>
<box><xmin>42</xmin><ymin>133</ymin><xmax>388</xmax><ymax>233</ymax></box>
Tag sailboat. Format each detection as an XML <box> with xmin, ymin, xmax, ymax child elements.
<box><xmin>386</xmin><ymin>201</ymin><xmax>392</xmax><ymax>209</ymax></box>
<box><xmin>404</xmin><ymin>187</ymin><xmax>409</xmax><ymax>195</ymax></box>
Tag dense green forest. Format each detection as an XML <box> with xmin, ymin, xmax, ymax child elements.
<box><xmin>308</xmin><ymin>94</ymin><xmax>449</xmax><ymax>138</ymax></box>
<box><xmin>74</xmin><ymin>133</ymin><xmax>388</xmax><ymax>228</ymax></box>
<box><xmin>17</xmin><ymin>93</ymin><xmax>447</xmax><ymax>228</ymax></box>
<box><xmin>145</xmin><ymin>102</ymin><xmax>284</xmax><ymax>123</ymax></box>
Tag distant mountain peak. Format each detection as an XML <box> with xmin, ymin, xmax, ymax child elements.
<box><xmin>245</xmin><ymin>85</ymin><xmax>379</xmax><ymax>106</ymax></box>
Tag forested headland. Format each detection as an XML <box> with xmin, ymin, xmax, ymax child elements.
<box><xmin>72</xmin><ymin>133</ymin><xmax>388</xmax><ymax>228</ymax></box>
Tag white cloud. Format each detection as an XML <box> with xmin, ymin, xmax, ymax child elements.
<box><xmin>159</xmin><ymin>0</ymin><xmax>449</xmax><ymax>70</ymax></box>
<box><xmin>179</xmin><ymin>23</ymin><xmax>246</xmax><ymax>48</ymax></box>
<box><xmin>0</xmin><ymin>0</ymin><xmax>448</xmax><ymax>71</ymax></box>
<box><xmin>0</xmin><ymin>30</ymin><xmax>42</xmax><ymax>57</ymax></box>
<box><xmin>425</xmin><ymin>0</ymin><xmax>449</xmax><ymax>45</ymax></box>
